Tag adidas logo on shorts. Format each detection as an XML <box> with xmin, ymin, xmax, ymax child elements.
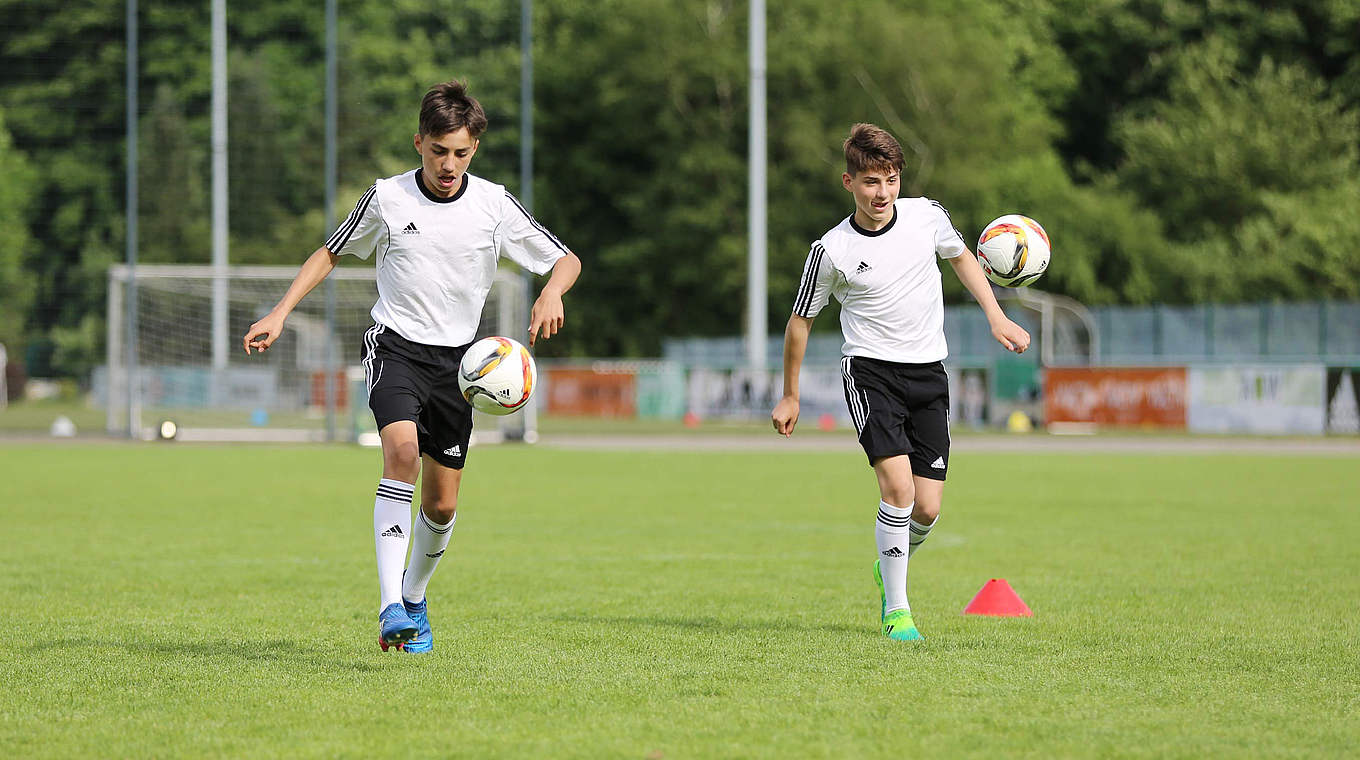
<box><xmin>444</xmin><ymin>445</ymin><xmax>462</xmax><ymax>457</ymax></box>
<box><xmin>931</xmin><ymin>456</ymin><xmax>946</xmax><ymax>469</ymax></box>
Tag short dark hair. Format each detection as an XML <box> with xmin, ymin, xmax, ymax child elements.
<box><xmin>843</xmin><ymin>123</ymin><xmax>904</xmax><ymax>176</ymax></box>
<box><xmin>419</xmin><ymin>80</ymin><xmax>488</xmax><ymax>138</ymax></box>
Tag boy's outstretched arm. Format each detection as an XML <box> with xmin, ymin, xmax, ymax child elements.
<box><xmin>528</xmin><ymin>251</ymin><xmax>582</xmax><ymax>346</ymax></box>
<box><xmin>947</xmin><ymin>250</ymin><xmax>1030</xmax><ymax>353</ymax></box>
<box><xmin>242</xmin><ymin>246</ymin><xmax>339</xmax><ymax>354</ymax></box>
<box><xmin>772</xmin><ymin>314</ymin><xmax>815</xmax><ymax>436</ymax></box>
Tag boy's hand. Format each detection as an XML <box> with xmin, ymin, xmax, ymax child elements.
<box><xmin>243</xmin><ymin>312</ymin><xmax>286</xmax><ymax>354</ymax></box>
<box><xmin>771</xmin><ymin>396</ymin><xmax>800</xmax><ymax>437</ymax></box>
<box><xmin>528</xmin><ymin>289</ymin><xmax>565</xmax><ymax>346</ymax></box>
<box><xmin>991</xmin><ymin>317</ymin><xmax>1031</xmax><ymax>354</ymax></box>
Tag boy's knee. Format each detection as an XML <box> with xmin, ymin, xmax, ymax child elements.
<box><xmin>384</xmin><ymin>440</ymin><xmax>421</xmax><ymax>477</ymax></box>
<box><xmin>912</xmin><ymin>500</ymin><xmax>941</xmax><ymax>524</ymax></box>
<box><xmin>423</xmin><ymin>498</ymin><xmax>457</xmax><ymax>525</ymax></box>
<box><xmin>880</xmin><ymin>482</ymin><xmax>916</xmax><ymax>509</ymax></box>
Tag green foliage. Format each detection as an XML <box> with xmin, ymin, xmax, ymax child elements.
<box><xmin>1114</xmin><ymin>39</ymin><xmax>1360</xmax><ymax>301</ymax></box>
<box><xmin>2</xmin><ymin>0</ymin><xmax>1360</xmax><ymax>369</ymax></box>
<box><xmin>0</xmin><ymin>108</ymin><xmax>35</xmax><ymax>350</ymax></box>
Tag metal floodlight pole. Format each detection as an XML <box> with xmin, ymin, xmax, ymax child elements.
<box><xmin>211</xmin><ymin>0</ymin><xmax>229</xmax><ymax>371</ymax></box>
<box><xmin>126</xmin><ymin>0</ymin><xmax>139</xmax><ymax>438</ymax></box>
<box><xmin>747</xmin><ymin>0</ymin><xmax>768</xmax><ymax>378</ymax></box>
<box><xmin>324</xmin><ymin>0</ymin><xmax>338</xmax><ymax>441</ymax></box>
<box><xmin>518</xmin><ymin>0</ymin><xmax>537</xmax><ymax>442</ymax></box>
<box><xmin>520</xmin><ymin>0</ymin><xmax>534</xmax><ymax>217</ymax></box>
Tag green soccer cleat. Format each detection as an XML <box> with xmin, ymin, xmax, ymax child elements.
<box><xmin>873</xmin><ymin>559</ymin><xmax>886</xmax><ymax>623</ymax></box>
<box><xmin>875</xmin><ymin>560</ymin><xmax>923</xmax><ymax>641</ymax></box>
<box><xmin>882</xmin><ymin>609</ymin><xmax>923</xmax><ymax>641</ymax></box>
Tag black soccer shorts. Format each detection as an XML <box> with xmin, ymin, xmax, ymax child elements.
<box><xmin>361</xmin><ymin>323</ymin><xmax>473</xmax><ymax>469</ymax></box>
<box><xmin>840</xmin><ymin>356</ymin><xmax>951</xmax><ymax>480</ymax></box>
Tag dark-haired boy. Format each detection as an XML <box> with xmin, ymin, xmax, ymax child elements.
<box><xmin>244</xmin><ymin>81</ymin><xmax>582</xmax><ymax>652</ymax></box>
<box><xmin>771</xmin><ymin>123</ymin><xmax>1028</xmax><ymax>641</ymax></box>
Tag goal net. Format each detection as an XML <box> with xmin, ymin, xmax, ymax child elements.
<box><xmin>102</xmin><ymin>264</ymin><xmax>536</xmax><ymax>444</ymax></box>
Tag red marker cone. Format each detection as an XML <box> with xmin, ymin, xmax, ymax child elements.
<box><xmin>817</xmin><ymin>413</ymin><xmax>836</xmax><ymax>431</ymax></box>
<box><xmin>962</xmin><ymin>579</ymin><xmax>1033</xmax><ymax>617</ymax></box>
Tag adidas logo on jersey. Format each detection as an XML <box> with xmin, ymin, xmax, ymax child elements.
<box><xmin>402</xmin><ymin>222</ymin><xmax>420</xmax><ymax>234</ymax></box>
<box><xmin>881</xmin><ymin>546</ymin><xmax>905</xmax><ymax>558</ymax></box>
<box><xmin>381</xmin><ymin>524</ymin><xmax>404</xmax><ymax>538</ymax></box>
<box><xmin>855</xmin><ymin>261</ymin><xmax>872</xmax><ymax>274</ymax></box>
<box><xmin>444</xmin><ymin>445</ymin><xmax>462</xmax><ymax>457</ymax></box>
<box><xmin>931</xmin><ymin>456</ymin><xmax>946</xmax><ymax>469</ymax></box>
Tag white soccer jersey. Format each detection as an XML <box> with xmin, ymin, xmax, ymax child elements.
<box><xmin>325</xmin><ymin>169</ymin><xmax>568</xmax><ymax>347</ymax></box>
<box><xmin>792</xmin><ymin>197</ymin><xmax>966</xmax><ymax>363</ymax></box>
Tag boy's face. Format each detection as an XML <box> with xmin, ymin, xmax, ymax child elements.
<box><xmin>414</xmin><ymin>127</ymin><xmax>479</xmax><ymax>197</ymax></box>
<box><xmin>842</xmin><ymin>166</ymin><xmax>900</xmax><ymax>224</ymax></box>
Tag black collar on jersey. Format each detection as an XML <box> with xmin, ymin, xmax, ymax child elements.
<box><xmin>848</xmin><ymin>206</ymin><xmax>898</xmax><ymax>237</ymax></box>
<box><xmin>414</xmin><ymin>169</ymin><xmax>468</xmax><ymax>204</ymax></box>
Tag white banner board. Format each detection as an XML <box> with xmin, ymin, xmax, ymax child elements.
<box><xmin>1187</xmin><ymin>365</ymin><xmax>1325</xmax><ymax>434</ymax></box>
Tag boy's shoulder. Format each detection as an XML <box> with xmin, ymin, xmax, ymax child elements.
<box><xmin>815</xmin><ymin>214</ymin><xmax>857</xmax><ymax>254</ymax></box>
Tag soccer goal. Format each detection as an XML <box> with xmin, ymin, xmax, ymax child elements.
<box><xmin>103</xmin><ymin>264</ymin><xmax>537</xmax><ymax>444</ymax></box>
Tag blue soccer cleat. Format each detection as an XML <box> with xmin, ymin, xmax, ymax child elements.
<box><xmin>401</xmin><ymin>598</ymin><xmax>433</xmax><ymax>654</ymax></box>
<box><xmin>378</xmin><ymin>602</ymin><xmax>418</xmax><ymax>651</ymax></box>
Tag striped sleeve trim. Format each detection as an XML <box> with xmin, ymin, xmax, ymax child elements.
<box><xmin>929</xmin><ymin>199</ymin><xmax>966</xmax><ymax>248</ymax></box>
<box><xmin>325</xmin><ymin>184</ymin><xmax>377</xmax><ymax>254</ymax></box>
<box><xmin>793</xmin><ymin>243</ymin><xmax>825</xmax><ymax>317</ymax></box>
<box><xmin>504</xmin><ymin>191</ymin><xmax>569</xmax><ymax>255</ymax></box>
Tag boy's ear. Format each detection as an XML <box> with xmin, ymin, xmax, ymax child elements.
<box><xmin>842</xmin><ymin>172</ymin><xmax>854</xmax><ymax>191</ymax></box>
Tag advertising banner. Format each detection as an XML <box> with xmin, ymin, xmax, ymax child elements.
<box><xmin>1325</xmin><ymin>367</ymin><xmax>1360</xmax><ymax>435</ymax></box>
<box><xmin>544</xmin><ymin>368</ymin><xmax>636</xmax><ymax>417</ymax></box>
<box><xmin>1043</xmin><ymin>367</ymin><xmax>1187</xmax><ymax>427</ymax></box>
<box><xmin>1187</xmin><ymin>365</ymin><xmax>1325</xmax><ymax>434</ymax></box>
<box><xmin>685</xmin><ymin>367</ymin><xmax>851</xmax><ymax>423</ymax></box>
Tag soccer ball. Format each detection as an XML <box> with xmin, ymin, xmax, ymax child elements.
<box><xmin>976</xmin><ymin>214</ymin><xmax>1050</xmax><ymax>288</ymax></box>
<box><xmin>457</xmin><ymin>336</ymin><xmax>537</xmax><ymax>416</ymax></box>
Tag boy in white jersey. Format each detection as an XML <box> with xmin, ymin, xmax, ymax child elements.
<box><xmin>242</xmin><ymin>81</ymin><xmax>582</xmax><ymax>652</ymax></box>
<box><xmin>771</xmin><ymin>123</ymin><xmax>1029</xmax><ymax>641</ymax></box>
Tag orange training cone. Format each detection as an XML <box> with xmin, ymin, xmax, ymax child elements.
<box><xmin>962</xmin><ymin>579</ymin><xmax>1033</xmax><ymax>617</ymax></box>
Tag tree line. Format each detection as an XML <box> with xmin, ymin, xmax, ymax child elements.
<box><xmin>1</xmin><ymin>0</ymin><xmax>1357</xmax><ymax>376</ymax></box>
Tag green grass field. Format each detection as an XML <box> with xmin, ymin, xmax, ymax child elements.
<box><xmin>2</xmin><ymin>441</ymin><xmax>1357</xmax><ymax>758</ymax></box>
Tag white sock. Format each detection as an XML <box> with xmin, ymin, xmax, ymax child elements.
<box><xmin>908</xmin><ymin>515</ymin><xmax>937</xmax><ymax>557</ymax></box>
<box><xmin>402</xmin><ymin>509</ymin><xmax>456</xmax><ymax>604</ymax></box>
<box><xmin>875</xmin><ymin>500</ymin><xmax>913</xmax><ymax>614</ymax></box>
<box><xmin>373</xmin><ymin>478</ymin><xmax>414</xmax><ymax>611</ymax></box>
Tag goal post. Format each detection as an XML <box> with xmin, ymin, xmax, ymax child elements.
<box><xmin>103</xmin><ymin>264</ymin><xmax>535</xmax><ymax>443</ymax></box>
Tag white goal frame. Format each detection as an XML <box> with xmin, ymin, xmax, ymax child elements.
<box><xmin>105</xmin><ymin>263</ymin><xmax>537</xmax><ymax>444</ymax></box>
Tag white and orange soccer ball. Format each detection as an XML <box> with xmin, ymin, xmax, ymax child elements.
<box><xmin>976</xmin><ymin>214</ymin><xmax>1051</xmax><ymax>288</ymax></box>
<box><xmin>457</xmin><ymin>336</ymin><xmax>537</xmax><ymax>416</ymax></box>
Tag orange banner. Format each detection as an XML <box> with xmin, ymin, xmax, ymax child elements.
<box><xmin>1044</xmin><ymin>367</ymin><xmax>1186</xmax><ymax>427</ymax></box>
<box><xmin>309</xmin><ymin>370</ymin><xmax>348</xmax><ymax>408</ymax></box>
<box><xmin>545</xmin><ymin>368</ymin><xmax>636</xmax><ymax>417</ymax></box>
